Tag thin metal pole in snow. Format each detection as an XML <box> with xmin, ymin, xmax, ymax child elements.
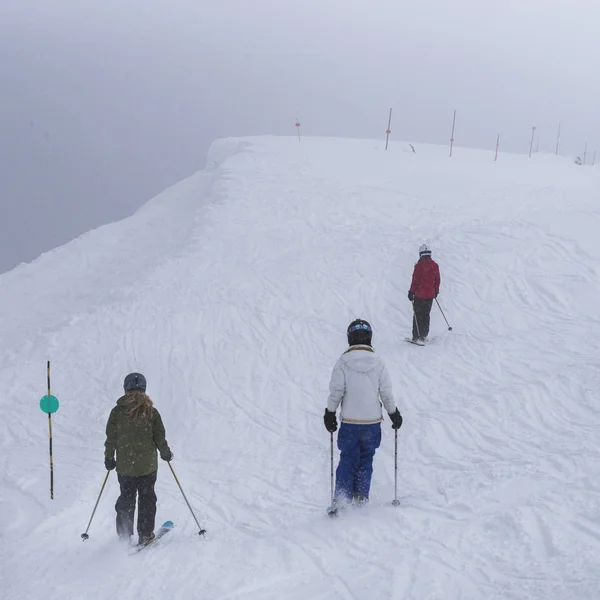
<box><xmin>295</xmin><ymin>119</ymin><xmax>301</xmax><ymax>142</ymax></box>
<box><xmin>494</xmin><ymin>134</ymin><xmax>500</xmax><ymax>162</ymax></box>
<box><xmin>168</xmin><ymin>462</ymin><xmax>206</xmax><ymax>536</ymax></box>
<box><xmin>385</xmin><ymin>108</ymin><xmax>393</xmax><ymax>151</ymax></box>
<box><xmin>81</xmin><ymin>471</ymin><xmax>111</xmax><ymax>540</ymax></box>
<box><xmin>392</xmin><ymin>429</ymin><xmax>400</xmax><ymax>506</ymax></box>
<box><xmin>47</xmin><ymin>361</ymin><xmax>54</xmax><ymax>499</ymax></box>
<box><xmin>39</xmin><ymin>361</ymin><xmax>60</xmax><ymax>498</ymax></box>
<box><xmin>555</xmin><ymin>122</ymin><xmax>561</xmax><ymax>155</ymax></box>
<box><xmin>529</xmin><ymin>127</ymin><xmax>536</xmax><ymax>158</ymax></box>
<box><xmin>449</xmin><ymin>109</ymin><xmax>456</xmax><ymax>157</ymax></box>
<box><xmin>412</xmin><ymin>301</ymin><xmax>421</xmax><ymax>338</ymax></box>
<box><xmin>584</xmin><ymin>142</ymin><xmax>587</xmax><ymax>164</ymax></box>
<box><xmin>331</xmin><ymin>432</ymin><xmax>335</xmax><ymax>507</ymax></box>
<box><xmin>435</xmin><ymin>298</ymin><xmax>453</xmax><ymax>331</ymax></box>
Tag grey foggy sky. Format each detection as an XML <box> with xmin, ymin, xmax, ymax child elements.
<box><xmin>1</xmin><ymin>0</ymin><xmax>599</xmax><ymax>273</ymax></box>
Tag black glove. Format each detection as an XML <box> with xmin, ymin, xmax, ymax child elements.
<box><xmin>323</xmin><ymin>409</ymin><xmax>338</xmax><ymax>433</ymax></box>
<box><xmin>160</xmin><ymin>450</ymin><xmax>174</xmax><ymax>462</ymax></box>
<box><xmin>435</xmin><ymin>290</ymin><xmax>439</xmax><ymax>298</ymax></box>
<box><xmin>389</xmin><ymin>408</ymin><xmax>403</xmax><ymax>430</ymax></box>
<box><xmin>407</xmin><ymin>291</ymin><xmax>415</xmax><ymax>302</ymax></box>
<box><xmin>105</xmin><ymin>457</ymin><xmax>116</xmax><ymax>471</ymax></box>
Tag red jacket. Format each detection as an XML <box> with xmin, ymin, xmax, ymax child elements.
<box><xmin>409</xmin><ymin>257</ymin><xmax>440</xmax><ymax>299</ymax></box>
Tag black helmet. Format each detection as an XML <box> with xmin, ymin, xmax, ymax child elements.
<box><xmin>124</xmin><ymin>372</ymin><xmax>146</xmax><ymax>392</ymax></box>
<box><xmin>347</xmin><ymin>319</ymin><xmax>372</xmax><ymax>346</ymax></box>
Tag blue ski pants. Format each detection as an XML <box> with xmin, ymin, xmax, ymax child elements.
<box><xmin>334</xmin><ymin>422</ymin><xmax>382</xmax><ymax>503</ymax></box>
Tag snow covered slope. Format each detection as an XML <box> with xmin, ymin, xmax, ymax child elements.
<box><xmin>2</xmin><ymin>136</ymin><xmax>600</xmax><ymax>599</ymax></box>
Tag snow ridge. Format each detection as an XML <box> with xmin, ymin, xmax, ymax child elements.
<box><xmin>1</xmin><ymin>136</ymin><xmax>600</xmax><ymax>599</ymax></box>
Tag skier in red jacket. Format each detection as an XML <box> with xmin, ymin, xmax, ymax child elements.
<box><xmin>408</xmin><ymin>244</ymin><xmax>441</xmax><ymax>342</ymax></box>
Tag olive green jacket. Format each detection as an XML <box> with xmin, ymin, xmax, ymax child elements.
<box><xmin>104</xmin><ymin>396</ymin><xmax>171</xmax><ymax>476</ymax></box>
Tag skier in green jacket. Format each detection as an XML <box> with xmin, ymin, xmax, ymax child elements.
<box><xmin>104</xmin><ymin>373</ymin><xmax>173</xmax><ymax>545</ymax></box>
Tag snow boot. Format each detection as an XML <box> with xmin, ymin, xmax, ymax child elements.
<box><xmin>138</xmin><ymin>532</ymin><xmax>155</xmax><ymax>546</ymax></box>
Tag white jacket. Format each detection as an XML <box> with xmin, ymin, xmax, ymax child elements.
<box><xmin>327</xmin><ymin>345</ymin><xmax>396</xmax><ymax>424</ymax></box>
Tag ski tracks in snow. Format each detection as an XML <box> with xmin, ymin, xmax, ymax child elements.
<box><xmin>2</xmin><ymin>138</ymin><xmax>600</xmax><ymax>599</ymax></box>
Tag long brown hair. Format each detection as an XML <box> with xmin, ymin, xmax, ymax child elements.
<box><xmin>124</xmin><ymin>389</ymin><xmax>154</xmax><ymax>421</ymax></box>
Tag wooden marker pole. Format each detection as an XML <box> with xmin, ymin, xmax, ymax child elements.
<box><xmin>449</xmin><ymin>109</ymin><xmax>456</xmax><ymax>157</ymax></box>
<box><xmin>529</xmin><ymin>126</ymin><xmax>536</xmax><ymax>158</ymax></box>
<box><xmin>385</xmin><ymin>108</ymin><xmax>393</xmax><ymax>150</ymax></box>
<box><xmin>39</xmin><ymin>361</ymin><xmax>60</xmax><ymax>499</ymax></box>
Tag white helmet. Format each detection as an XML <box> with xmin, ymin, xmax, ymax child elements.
<box><xmin>419</xmin><ymin>244</ymin><xmax>432</xmax><ymax>257</ymax></box>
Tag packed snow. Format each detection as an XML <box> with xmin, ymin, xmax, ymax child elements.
<box><xmin>1</xmin><ymin>136</ymin><xmax>600</xmax><ymax>599</ymax></box>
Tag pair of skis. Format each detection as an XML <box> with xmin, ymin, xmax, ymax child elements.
<box><xmin>405</xmin><ymin>337</ymin><xmax>425</xmax><ymax>346</ymax></box>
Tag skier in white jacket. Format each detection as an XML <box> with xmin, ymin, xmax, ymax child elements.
<box><xmin>324</xmin><ymin>319</ymin><xmax>403</xmax><ymax>508</ymax></box>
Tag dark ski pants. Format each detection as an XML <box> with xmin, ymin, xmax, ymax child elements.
<box><xmin>412</xmin><ymin>297</ymin><xmax>434</xmax><ymax>340</ymax></box>
<box><xmin>115</xmin><ymin>471</ymin><xmax>157</xmax><ymax>540</ymax></box>
<box><xmin>334</xmin><ymin>422</ymin><xmax>382</xmax><ymax>504</ymax></box>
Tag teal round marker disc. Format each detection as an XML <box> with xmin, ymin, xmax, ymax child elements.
<box><xmin>39</xmin><ymin>395</ymin><xmax>60</xmax><ymax>414</ymax></box>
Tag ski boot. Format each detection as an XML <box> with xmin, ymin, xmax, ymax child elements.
<box><xmin>352</xmin><ymin>494</ymin><xmax>369</xmax><ymax>507</ymax></box>
<box><xmin>138</xmin><ymin>532</ymin><xmax>155</xmax><ymax>546</ymax></box>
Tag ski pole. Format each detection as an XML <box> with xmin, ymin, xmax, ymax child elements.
<box><xmin>392</xmin><ymin>429</ymin><xmax>400</xmax><ymax>506</ymax></box>
<box><xmin>435</xmin><ymin>298</ymin><xmax>453</xmax><ymax>331</ymax></box>
<box><xmin>330</xmin><ymin>431</ymin><xmax>334</xmax><ymax>508</ymax></box>
<box><xmin>168</xmin><ymin>462</ymin><xmax>207</xmax><ymax>536</ymax></box>
<box><xmin>412</xmin><ymin>301</ymin><xmax>421</xmax><ymax>339</ymax></box>
<box><xmin>81</xmin><ymin>470</ymin><xmax>111</xmax><ymax>540</ymax></box>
